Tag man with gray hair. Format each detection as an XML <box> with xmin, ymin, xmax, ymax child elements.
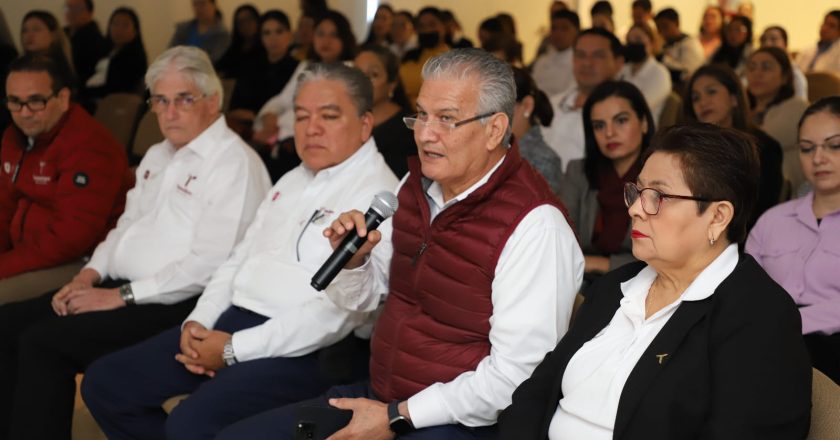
<box><xmin>217</xmin><ymin>48</ymin><xmax>584</xmax><ymax>439</ymax></box>
<box><xmin>0</xmin><ymin>46</ymin><xmax>270</xmax><ymax>439</ymax></box>
<box><xmin>81</xmin><ymin>62</ymin><xmax>399</xmax><ymax>440</ymax></box>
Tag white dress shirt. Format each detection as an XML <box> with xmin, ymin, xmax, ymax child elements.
<box><xmin>253</xmin><ymin>61</ymin><xmax>308</xmax><ymax>139</ymax></box>
<box><xmin>86</xmin><ymin>117</ymin><xmax>271</xmax><ymax>303</ymax></box>
<box><xmin>390</xmin><ymin>34</ymin><xmax>418</xmax><ymax>61</ymax></box>
<box><xmin>548</xmin><ymin>244</ymin><xmax>739</xmax><ymax>440</ymax></box>
<box><xmin>619</xmin><ymin>57</ymin><xmax>672</xmax><ymax>121</ymax></box>
<box><xmin>532</xmin><ymin>47</ymin><xmax>574</xmax><ymax>98</ymax></box>
<box><xmin>661</xmin><ymin>35</ymin><xmax>704</xmax><ymax>81</ymax></box>
<box><xmin>796</xmin><ymin>39</ymin><xmax>840</xmax><ymax>73</ymax></box>
<box><xmin>325</xmin><ymin>155</ymin><xmax>585</xmax><ymax>429</ymax></box>
<box><xmin>184</xmin><ymin>138</ymin><xmax>398</xmax><ymax>361</ymax></box>
<box><xmin>542</xmin><ymin>86</ymin><xmax>585</xmax><ymax>173</ymax></box>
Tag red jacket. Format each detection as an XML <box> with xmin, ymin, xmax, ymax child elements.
<box><xmin>0</xmin><ymin>104</ymin><xmax>130</xmax><ymax>279</ymax></box>
<box><xmin>370</xmin><ymin>144</ymin><xmax>567</xmax><ymax>401</ymax></box>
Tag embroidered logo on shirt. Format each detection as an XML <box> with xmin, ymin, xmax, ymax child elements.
<box><xmin>143</xmin><ymin>170</ymin><xmax>150</xmax><ymax>180</ymax></box>
<box><xmin>272</xmin><ymin>191</ymin><xmax>281</xmax><ymax>201</ymax></box>
<box><xmin>73</xmin><ymin>172</ymin><xmax>89</xmax><ymax>188</ymax></box>
<box><xmin>33</xmin><ymin>161</ymin><xmax>51</xmax><ymax>185</ymax></box>
<box><xmin>176</xmin><ymin>174</ymin><xmax>197</xmax><ymax>195</ymax></box>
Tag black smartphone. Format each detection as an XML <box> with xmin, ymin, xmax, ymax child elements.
<box><xmin>293</xmin><ymin>405</ymin><xmax>353</xmax><ymax>440</ymax></box>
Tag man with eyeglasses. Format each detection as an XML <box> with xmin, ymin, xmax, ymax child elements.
<box><xmin>80</xmin><ymin>62</ymin><xmax>398</xmax><ymax>440</ymax></box>
<box><xmin>0</xmin><ymin>54</ymin><xmax>128</xmax><ymax>299</ymax></box>
<box><xmin>213</xmin><ymin>48</ymin><xmax>584</xmax><ymax>440</ymax></box>
<box><xmin>0</xmin><ymin>46</ymin><xmax>270</xmax><ymax>440</ymax></box>
<box><xmin>542</xmin><ymin>27</ymin><xmax>624</xmax><ymax>172</ymax></box>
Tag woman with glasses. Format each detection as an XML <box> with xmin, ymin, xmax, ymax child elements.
<box><xmin>747</xmin><ymin>97</ymin><xmax>840</xmax><ymax>386</ymax></box>
<box><xmin>499</xmin><ymin>123</ymin><xmax>811</xmax><ymax>440</ymax></box>
<box><xmin>563</xmin><ymin>81</ymin><xmax>653</xmax><ymax>278</ymax></box>
<box><xmin>684</xmin><ymin>64</ymin><xmax>782</xmax><ymax>228</ymax></box>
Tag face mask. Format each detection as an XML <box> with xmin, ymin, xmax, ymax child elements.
<box><xmin>418</xmin><ymin>32</ymin><xmax>440</xmax><ymax>49</ymax></box>
<box><xmin>624</xmin><ymin>43</ymin><xmax>647</xmax><ymax>63</ymax></box>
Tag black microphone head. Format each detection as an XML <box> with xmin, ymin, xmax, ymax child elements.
<box><xmin>371</xmin><ymin>191</ymin><xmax>398</xmax><ymax>218</ymax></box>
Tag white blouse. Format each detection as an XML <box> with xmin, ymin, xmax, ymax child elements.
<box><xmin>548</xmin><ymin>244</ymin><xmax>739</xmax><ymax>440</ymax></box>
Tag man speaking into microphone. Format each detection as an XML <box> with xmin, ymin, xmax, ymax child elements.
<box><xmin>218</xmin><ymin>48</ymin><xmax>585</xmax><ymax>439</ymax></box>
<box><xmin>80</xmin><ymin>62</ymin><xmax>398</xmax><ymax>440</ymax></box>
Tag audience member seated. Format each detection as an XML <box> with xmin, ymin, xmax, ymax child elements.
<box><xmin>226</xmin><ymin>10</ymin><xmax>299</xmax><ymax>137</ymax></box>
<box><xmin>512</xmin><ymin>67</ymin><xmax>563</xmax><ymax>195</ymax></box>
<box><xmin>685</xmin><ymin>65</ymin><xmax>783</xmax><ymax>228</ymax></box>
<box><xmin>698</xmin><ymin>5</ymin><xmax>724</xmax><ymax>59</ymax></box>
<box><xmin>389</xmin><ymin>10</ymin><xmax>417</xmax><ymax>60</ymax></box>
<box><xmin>363</xmin><ymin>3</ymin><xmax>393</xmax><ymax>48</ymax></box>
<box><xmin>746</xmin><ymin>47</ymin><xmax>810</xmax><ymax>191</ymax></box>
<box><xmin>82</xmin><ymin>7</ymin><xmax>148</xmax><ymax>100</ymax></box>
<box><xmin>20</xmin><ymin>11</ymin><xmax>75</xmax><ymax>83</ymax></box>
<box><xmin>82</xmin><ymin>62</ymin><xmax>399</xmax><ymax>440</ymax></box>
<box><xmin>400</xmin><ymin>7</ymin><xmax>450</xmax><ymax>109</ymax></box>
<box><xmin>477</xmin><ymin>16</ymin><xmax>504</xmax><ymax>49</ymax></box>
<box><xmin>531</xmin><ymin>10</ymin><xmax>580</xmax><ymax>97</ymax></box>
<box><xmin>356</xmin><ymin>45</ymin><xmax>417</xmax><ymax>177</ymax></box>
<box><xmin>796</xmin><ymin>10</ymin><xmax>840</xmax><ymax>73</ymax></box>
<box><xmin>214</xmin><ymin>48</ymin><xmax>584</xmax><ymax>440</ymax></box>
<box><xmin>543</xmin><ymin>27</ymin><xmax>624</xmax><ymax>171</ymax></box>
<box><xmin>499</xmin><ymin>123</ymin><xmax>812</xmax><ymax>440</ymax></box>
<box><xmin>168</xmin><ymin>0</ymin><xmax>231</xmax><ymax>63</ymax></box>
<box><xmin>482</xmin><ymin>32</ymin><xmax>523</xmax><ymax>67</ymax></box>
<box><xmin>620</xmin><ymin>23</ymin><xmax>671</xmax><ymax>120</ymax></box>
<box><xmin>590</xmin><ymin>1</ymin><xmax>616</xmax><ymax>34</ymax></box>
<box><xmin>214</xmin><ymin>4</ymin><xmax>261</xmax><ymax>80</ymax></box>
<box><xmin>711</xmin><ymin>15</ymin><xmax>753</xmax><ymax>77</ymax></box>
<box><xmin>63</xmin><ymin>0</ymin><xmax>107</xmax><ymax>86</ymax></box>
<box><xmin>0</xmin><ymin>54</ymin><xmax>128</xmax><ymax>299</ymax></box>
<box><xmin>759</xmin><ymin>26</ymin><xmax>808</xmax><ymax>100</ymax></box>
<box><xmin>747</xmin><ymin>96</ymin><xmax>840</xmax><ymax>386</ymax></box>
<box><xmin>0</xmin><ymin>46</ymin><xmax>270</xmax><ymax>440</ymax></box>
<box><xmin>534</xmin><ymin>1</ymin><xmax>570</xmax><ymax>59</ymax></box>
<box><xmin>655</xmin><ymin>8</ymin><xmax>704</xmax><ymax>86</ymax></box>
<box><xmin>0</xmin><ymin>9</ymin><xmax>19</xmax><ymax>135</ymax></box>
<box><xmin>288</xmin><ymin>0</ymin><xmax>327</xmax><ymax>62</ymax></box>
<box><xmin>253</xmin><ymin>9</ymin><xmax>357</xmax><ymax>147</ymax></box>
<box><xmin>563</xmin><ymin>80</ymin><xmax>652</xmax><ymax>283</ymax></box>
<box><xmin>441</xmin><ymin>9</ymin><xmax>473</xmax><ymax>49</ymax></box>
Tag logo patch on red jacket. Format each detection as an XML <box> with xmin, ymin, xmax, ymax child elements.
<box><xmin>2</xmin><ymin>162</ymin><xmax>10</xmax><ymax>174</ymax></box>
<box><xmin>73</xmin><ymin>172</ymin><xmax>89</xmax><ymax>188</ymax></box>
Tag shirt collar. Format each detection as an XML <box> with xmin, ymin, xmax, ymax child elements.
<box><xmin>302</xmin><ymin>136</ymin><xmax>377</xmax><ymax>180</ymax></box>
<box><xmin>424</xmin><ymin>154</ymin><xmax>506</xmax><ymax>211</ymax></box>
<box><xmin>174</xmin><ymin>115</ymin><xmax>227</xmax><ymax>158</ymax></box>
<box><xmin>792</xmin><ymin>191</ymin><xmax>818</xmax><ymax>230</ymax></box>
<box><xmin>620</xmin><ymin>243</ymin><xmax>739</xmax><ymax>303</ymax></box>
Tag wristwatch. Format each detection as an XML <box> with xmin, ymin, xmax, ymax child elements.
<box><xmin>119</xmin><ymin>283</ymin><xmax>135</xmax><ymax>306</ymax></box>
<box><xmin>222</xmin><ymin>338</ymin><xmax>237</xmax><ymax>367</ymax></box>
<box><xmin>387</xmin><ymin>400</ymin><xmax>414</xmax><ymax>436</ymax></box>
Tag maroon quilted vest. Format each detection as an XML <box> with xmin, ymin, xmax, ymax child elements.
<box><xmin>370</xmin><ymin>143</ymin><xmax>568</xmax><ymax>401</ymax></box>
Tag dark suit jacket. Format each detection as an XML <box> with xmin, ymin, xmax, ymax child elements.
<box><xmin>498</xmin><ymin>254</ymin><xmax>812</xmax><ymax>440</ymax></box>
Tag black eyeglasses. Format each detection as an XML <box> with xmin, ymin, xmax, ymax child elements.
<box><xmin>624</xmin><ymin>182</ymin><xmax>717</xmax><ymax>215</ymax></box>
<box><xmin>4</xmin><ymin>93</ymin><xmax>57</xmax><ymax>112</ymax></box>
<box><xmin>403</xmin><ymin>112</ymin><xmax>497</xmax><ymax>134</ymax></box>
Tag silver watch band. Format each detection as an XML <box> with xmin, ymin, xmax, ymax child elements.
<box><xmin>119</xmin><ymin>283</ymin><xmax>135</xmax><ymax>306</ymax></box>
<box><xmin>223</xmin><ymin>339</ymin><xmax>237</xmax><ymax>366</ymax></box>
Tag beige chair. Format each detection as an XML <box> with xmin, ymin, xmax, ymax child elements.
<box><xmin>657</xmin><ymin>91</ymin><xmax>682</xmax><ymax>132</ymax></box>
<box><xmin>805</xmin><ymin>72</ymin><xmax>840</xmax><ymax>104</ymax></box>
<box><xmin>222</xmin><ymin>78</ymin><xmax>236</xmax><ymax>113</ymax></box>
<box><xmin>808</xmin><ymin>368</ymin><xmax>840</xmax><ymax>440</ymax></box>
<box><xmin>131</xmin><ymin>111</ymin><xmax>164</xmax><ymax>159</ymax></box>
<box><xmin>93</xmin><ymin>93</ymin><xmax>144</xmax><ymax>149</ymax></box>
<box><xmin>569</xmin><ymin>293</ymin><xmax>585</xmax><ymax>327</ymax></box>
<box><xmin>0</xmin><ymin>260</ymin><xmax>86</xmax><ymax>305</ymax></box>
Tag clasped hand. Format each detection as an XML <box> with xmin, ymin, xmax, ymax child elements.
<box><xmin>176</xmin><ymin>321</ymin><xmax>231</xmax><ymax>377</ymax></box>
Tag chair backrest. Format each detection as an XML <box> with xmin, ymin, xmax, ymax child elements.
<box><xmin>807</xmin><ymin>368</ymin><xmax>840</xmax><ymax>440</ymax></box>
<box><xmin>93</xmin><ymin>93</ymin><xmax>144</xmax><ymax>149</ymax></box>
<box><xmin>657</xmin><ymin>91</ymin><xmax>682</xmax><ymax>132</ymax></box>
<box><xmin>221</xmin><ymin>78</ymin><xmax>236</xmax><ymax>113</ymax></box>
<box><xmin>805</xmin><ymin>72</ymin><xmax>840</xmax><ymax>104</ymax></box>
<box><xmin>131</xmin><ymin>111</ymin><xmax>163</xmax><ymax>160</ymax></box>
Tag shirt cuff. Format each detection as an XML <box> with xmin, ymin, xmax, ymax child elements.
<box><xmin>184</xmin><ymin>307</ymin><xmax>222</xmax><ymax>331</ymax></box>
<box><xmin>230</xmin><ymin>324</ymin><xmax>266</xmax><ymax>363</ymax></box>
<box><xmin>406</xmin><ymin>384</ymin><xmax>455</xmax><ymax>429</ymax></box>
<box><xmin>323</xmin><ymin>258</ymin><xmax>371</xmax><ymax>311</ymax></box>
<box><xmin>129</xmin><ymin>277</ymin><xmax>158</xmax><ymax>304</ymax></box>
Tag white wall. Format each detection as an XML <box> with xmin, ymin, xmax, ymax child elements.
<box><xmin>3</xmin><ymin>0</ymin><xmax>838</xmax><ymax>64</ymax></box>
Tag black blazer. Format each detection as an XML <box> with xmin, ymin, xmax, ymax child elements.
<box><xmin>499</xmin><ymin>255</ymin><xmax>812</xmax><ymax>440</ymax></box>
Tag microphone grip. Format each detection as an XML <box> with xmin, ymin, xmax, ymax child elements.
<box><xmin>310</xmin><ymin>209</ymin><xmax>385</xmax><ymax>291</ymax></box>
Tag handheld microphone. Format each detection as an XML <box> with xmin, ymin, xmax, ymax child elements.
<box><xmin>310</xmin><ymin>191</ymin><xmax>398</xmax><ymax>291</ymax></box>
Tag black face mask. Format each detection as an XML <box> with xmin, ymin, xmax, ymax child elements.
<box><xmin>418</xmin><ymin>32</ymin><xmax>441</xmax><ymax>49</ymax></box>
<box><xmin>624</xmin><ymin>43</ymin><xmax>648</xmax><ymax>63</ymax></box>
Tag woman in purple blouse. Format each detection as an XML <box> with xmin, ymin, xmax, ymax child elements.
<box><xmin>747</xmin><ymin>96</ymin><xmax>840</xmax><ymax>385</ymax></box>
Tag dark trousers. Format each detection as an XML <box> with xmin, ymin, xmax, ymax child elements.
<box><xmin>216</xmin><ymin>381</ymin><xmax>499</xmax><ymax>440</ymax></box>
<box><xmin>805</xmin><ymin>333</ymin><xmax>840</xmax><ymax>385</ymax></box>
<box><xmin>0</xmin><ymin>282</ymin><xmax>197</xmax><ymax>440</ymax></box>
<box><xmin>82</xmin><ymin>306</ymin><xmax>369</xmax><ymax>440</ymax></box>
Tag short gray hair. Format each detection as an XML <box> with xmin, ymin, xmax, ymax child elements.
<box><xmin>421</xmin><ymin>48</ymin><xmax>515</xmax><ymax>146</ymax></box>
<box><xmin>294</xmin><ymin>62</ymin><xmax>373</xmax><ymax>116</ymax></box>
<box><xmin>145</xmin><ymin>46</ymin><xmax>224</xmax><ymax>110</ymax></box>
